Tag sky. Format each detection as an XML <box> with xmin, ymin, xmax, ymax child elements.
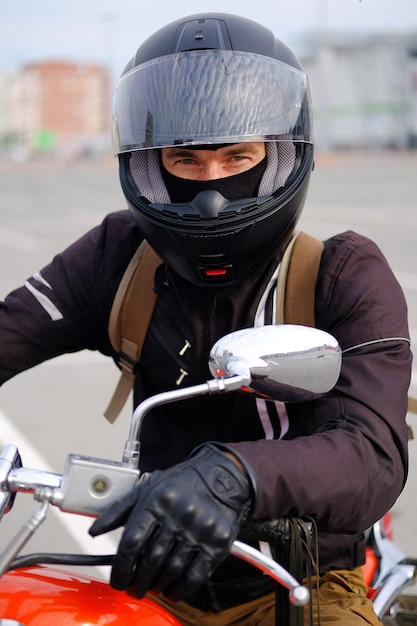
<box><xmin>2</xmin><ymin>0</ymin><xmax>417</xmax><ymax>81</ymax></box>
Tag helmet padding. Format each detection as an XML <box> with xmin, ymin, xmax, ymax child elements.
<box><xmin>128</xmin><ymin>142</ymin><xmax>296</xmax><ymax>203</ymax></box>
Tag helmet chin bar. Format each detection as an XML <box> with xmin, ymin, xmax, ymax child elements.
<box><xmin>141</xmin><ymin>191</ymin><xmax>256</xmax><ymax>285</ymax></box>
<box><xmin>154</xmin><ymin>189</ymin><xmax>260</xmax><ymax>221</ymax></box>
<box><xmin>151</xmin><ymin>190</ymin><xmax>265</xmax><ymax>283</ymax></box>
<box><xmin>128</xmin><ymin>195</ymin><xmax>302</xmax><ymax>287</ymax></box>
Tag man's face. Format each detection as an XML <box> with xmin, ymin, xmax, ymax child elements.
<box><xmin>160</xmin><ymin>142</ymin><xmax>266</xmax><ymax>181</ymax></box>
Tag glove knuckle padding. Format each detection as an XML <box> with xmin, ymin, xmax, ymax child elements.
<box><xmin>99</xmin><ymin>444</ymin><xmax>255</xmax><ymax>600</ymax></box>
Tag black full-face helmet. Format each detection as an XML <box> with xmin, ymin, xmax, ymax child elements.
<box><xmin>114</xmin><ymin>13</ymin><xmax>314</xmax><ymax>286</ymax></box>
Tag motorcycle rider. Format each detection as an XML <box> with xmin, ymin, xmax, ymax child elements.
<box><xmin>0</xmin><ymin>13</ymin><xmax>412</xmax><ymax>626</ymax></box>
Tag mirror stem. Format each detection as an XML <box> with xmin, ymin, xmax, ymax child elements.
<box><xmin>122</xmin><ymin>374</ymin><xmax>251</xmax><ymax>468</ymax></box>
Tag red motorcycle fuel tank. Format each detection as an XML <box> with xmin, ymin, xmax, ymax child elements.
<box><xmin>0</xmin><ymin>566</ymin><xmax>181</xmax><ymax>625</ymax></box>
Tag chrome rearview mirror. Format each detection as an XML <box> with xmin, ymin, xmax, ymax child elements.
<box><xmin>123</xmin><ymin>324</ymin><xmax>341</xmax><ymax>467</ymax></box>
<box><xmin>209</xmin><ymin>324</ymin><xmax>341</xmax><ymax>402</ymax></box>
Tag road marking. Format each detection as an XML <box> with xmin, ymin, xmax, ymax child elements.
<box><xmin>0</xmin><ymin>407</ymin><xmax>117</xmax><ymax>579</ymax></box>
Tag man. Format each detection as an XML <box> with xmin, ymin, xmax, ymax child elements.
<box><xmin>0</xmin><ymin>13</ymin><xmax>411</xmax><ymax>625</ymax></box>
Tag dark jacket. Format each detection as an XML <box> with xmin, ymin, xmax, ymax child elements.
<box><xmin>0</xmin><ymin>210</ymin><xmax>412</xmax><ymax>610</ymax></box>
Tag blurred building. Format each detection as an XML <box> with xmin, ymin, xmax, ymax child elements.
<box><xmin>298</xmin><ymin>31</ymin><xmax>417</xmax><ymax>150</ymax></box>
<box><xmin>0</xmin><ymin>61</ymin><xmax>110</xmax><ymax>157</ymax></box>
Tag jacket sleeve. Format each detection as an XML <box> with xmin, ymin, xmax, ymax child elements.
<box><xmin>0</xmin><ymin>211</ymin><xmax>140</xmax><ymax>385</ymax></box>
<box><xmin>229</xmin><ymin>231</ymin><xmax>412</xmax><ymax>534</ymax></box>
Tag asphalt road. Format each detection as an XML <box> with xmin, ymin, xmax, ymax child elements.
<box><xmin>0</xmin><ymin>150</ymin><xmax>416</xmax><ymax>584</ymax></box>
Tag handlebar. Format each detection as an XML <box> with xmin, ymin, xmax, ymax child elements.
<box><xmin>231</xmin><ymin>541</ymin><xmax>310</xmax><ymax>606</ymax></box>
<box><xmin>0</xmin><ymin>444</ymin><xmax>310</xmax><ymax>607</ymax></box>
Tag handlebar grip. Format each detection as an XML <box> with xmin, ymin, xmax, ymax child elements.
<box><xmin>231</xmin><ymin>540</ymin><xmax>310</xmax><ymax>606</ymax></box>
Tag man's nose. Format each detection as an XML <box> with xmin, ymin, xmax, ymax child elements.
<box><xmin>201</xmin><ymin>162</ymin><xmax>224</xmax><ymax>180</ymax></box>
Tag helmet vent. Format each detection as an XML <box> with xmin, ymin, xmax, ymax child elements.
<box><xmin>170</xmin><ymin>18</ymin><xmax>233</xmax><ymax>53</ymax></box>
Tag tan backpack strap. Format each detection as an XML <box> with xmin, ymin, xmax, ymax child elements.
<box><xmin>276</xmin><ymin>233</ymin><xmax>300</xmax><ymax>324</ymax></box>
<box><xmin>104</xmin><ymin>241</ymin><xmax>162</xmax><ymax>423</ymax></box>
<box><xmin>408</xmin><ymin>396</ymin><xmax>417</xmax><ymax>416</ymax></box>
<box><xmin>276</xmin><ymin>231</ymin><xmax>324</xmax><ymax>327</ymax></box>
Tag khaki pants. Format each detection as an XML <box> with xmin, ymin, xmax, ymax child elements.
<box><xmin>151</xmin><ymin>567</ymin><xmax>381</xmax><ymax>625</ymax></box>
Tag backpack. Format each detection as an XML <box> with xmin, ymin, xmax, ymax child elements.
<box><xmin>104</xmin><ymin>232</ymin><xmax>323</xmax><ymax>422</ymax></box>
<box><xmin>104</xmin><ymin>233</ymin><xmax>416</xmax><ymax>423</ymax></box>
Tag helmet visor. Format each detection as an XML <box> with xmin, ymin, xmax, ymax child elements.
<box><xmin>112</xmin><ymin>50</ymin><xmax>312</xmax><ymax>154</ymax></box>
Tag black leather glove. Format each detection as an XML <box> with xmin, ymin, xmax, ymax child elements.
<box><xmin>89</xmin><ymin>443</ymin><xmax>256</xmax><ymax>602</ymax></box>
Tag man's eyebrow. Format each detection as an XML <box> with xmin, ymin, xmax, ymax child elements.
<box><xmin>164</xmin><ymin>145</ymin><xmax>259</xmax><ymax>158</ymax></box>
<box><xmin>221</xmin><ymin>145</ymin><xmax>259</xmax><ymax>156</ymax></box>
<box><xmin>163</xmin><ymin>148</ymin><xmax>198</xmax><ymax>158</ymax></box>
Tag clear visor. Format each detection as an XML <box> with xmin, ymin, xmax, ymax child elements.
<box><xmin>112</xmin><ymin>50</ymin><xmax>313</xmax><ymax>154</ymax></box>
